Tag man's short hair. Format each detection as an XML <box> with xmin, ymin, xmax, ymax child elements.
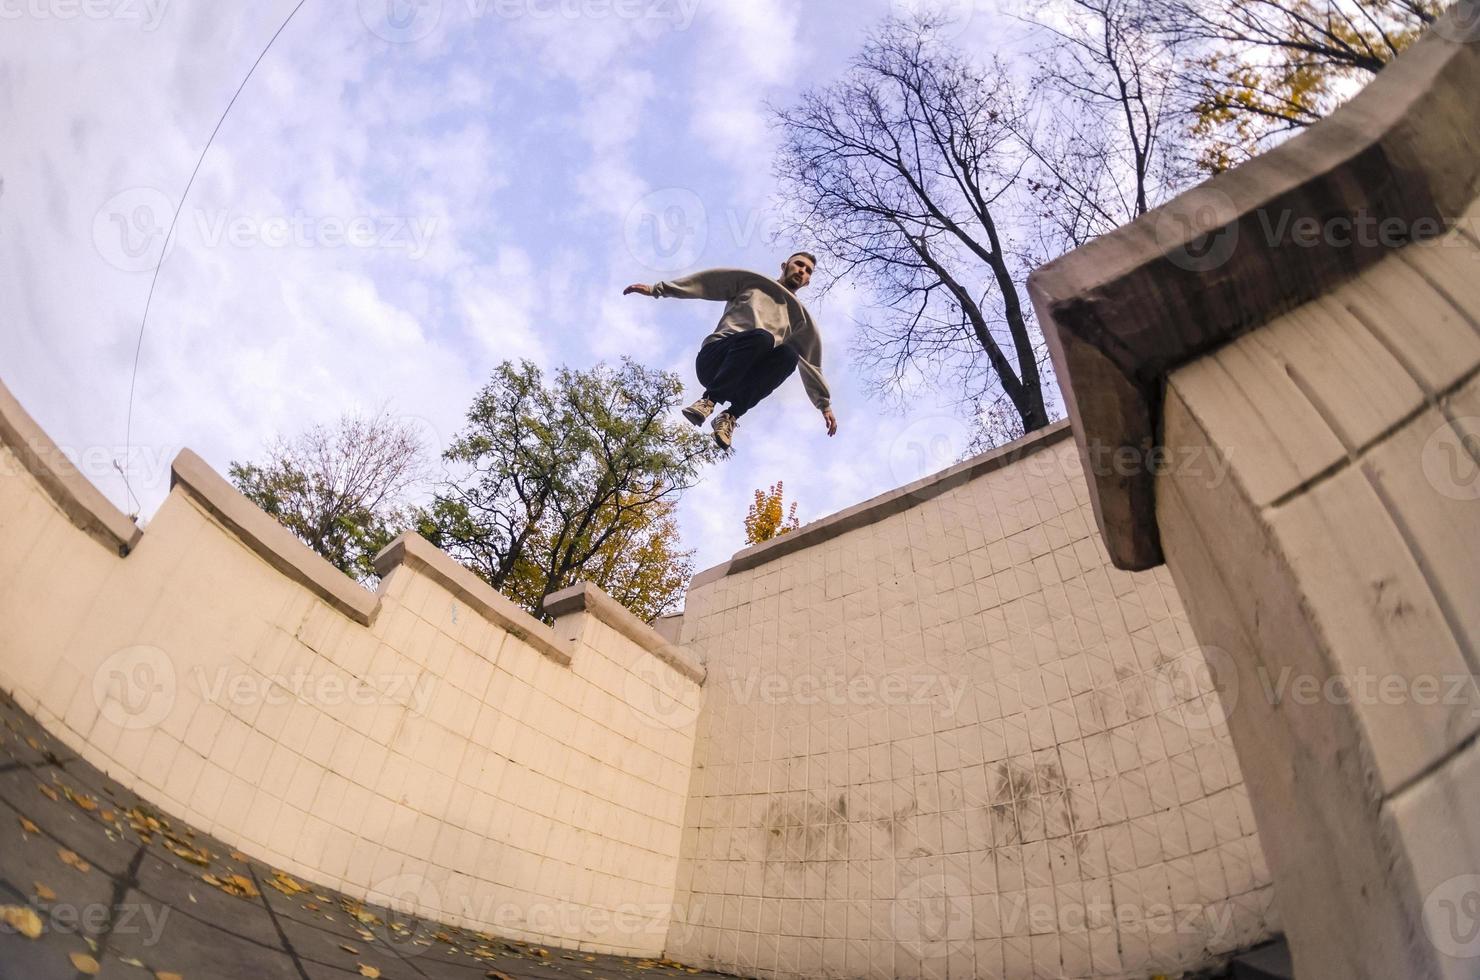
<box><xmin>787</xmin><ymin>251</ymin><xmax>818</xmax><ymax>269</ymax></box>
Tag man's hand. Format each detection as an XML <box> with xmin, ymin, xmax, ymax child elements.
<box><xmin>822</xmin><ymin>408</ymin><xmax>838</xmax><ymax>437</ymax></box>
<box><xmin>623</xmin><ymin>283</ymin><xmax>654</xmax><ymax>297</ymax></box>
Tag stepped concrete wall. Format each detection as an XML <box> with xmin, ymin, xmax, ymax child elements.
<box><xmin>664</xmin><ymin>425</ymin><xmax>1275</xmax><ymax>979</ymax></box>
<box><xmin>0</xmin><ymin>378</ymin><xmax>704</xmax><ymax>957</ymax></box>
<box><xmin>1031</xmin><ymin>10</ymin><xmax>1480</xmax><ymax>979</ymax></box>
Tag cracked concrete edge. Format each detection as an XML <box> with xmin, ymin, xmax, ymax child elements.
<box><xmin>544</xmin><ymin>582</ymin><xmax>705</xmax><ymax>685</ymax></box>
<box><xmin>170</xmin><ymin>448</ymin><xmax>381</xmax><ymax>625</ymax></box>
<box><xmin>0</xmin><ymin>375</ymin><xmax>142</xmax><ymax>555</ymax></box>
<box><xmin>686</xmin><ymin>420</ymin><xmax>1075</xmax><ymax>591</ymax></box>
<box><xmin>1027</xmin><ymin>12</ymin><xmax>1480</xmax><ymax>571</ymax></box>
<box><xmin>374</xmin><ymin>532</ymin><xmax>574</xmax><ymax>666</ymax></box>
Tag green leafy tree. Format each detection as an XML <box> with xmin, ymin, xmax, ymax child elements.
<box><xmin>230</xmin><ymin>409</ymin><xmax>427</xmax><ymax>585</ymax></box>
<box><xmin>418</xmin><ymin>359</ymin><xmax>718</xmax><ymax>620</ymax></box>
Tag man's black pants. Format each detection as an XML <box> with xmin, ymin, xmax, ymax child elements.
<box><xmin>696</xmin><ymin>329</ymin><xmax>798</xmax><ymax>419</ymax></box>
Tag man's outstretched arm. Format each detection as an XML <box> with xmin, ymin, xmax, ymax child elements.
<box><xmin>622</xmin><ymin>269</ymin><xmax>749</xmax><ymax>301</ymax></box>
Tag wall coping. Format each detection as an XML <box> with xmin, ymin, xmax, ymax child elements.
<box><xmin>374</xmin><ymin>533</ymin><xmax>573</xmax><ymax>666</ymax></box>
<box><xmin>1027</xmin><ymin>13</ymin><xmax>1480</xmax><ymax>570</ymax></box>
<box><xmin>544</xmin><ymin>582</ymin><xmax>706</xmax><ymax>684</ymax></box>
<box><xmin>0</xmin><ymin>380</ymin><xmax>142</xmax><ymax>555</ymax></box>
<box><xmin>171</xmin><ymin>449</ymin><xmax>382</xmax><ymax>625</ymax></box>
<box><xmin>687</xmin><ymin>420</ymin><xmax>1074</xmax><ymax>589</ymax></box>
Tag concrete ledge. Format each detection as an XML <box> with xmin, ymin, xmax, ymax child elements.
<box><xmin>1028</xmin><ymin>12</ymin><xmax>1480</xmax><ymax>570</ymax></box>
<box><xmin>171</xmin><ymin>449</ymin><xmax>381</xmax><ymax>625</ymax></box>
<box><xmin>0</xmin><ymin>377</ymin><xmax>142</xmax><ymax>555</ymax></box>
<box><xmin>373</xmin><ymin>533</ymin><xmax>573</xmax><ymax>666</ymax></box>
<box><xmin>689</xmin><ymin>420</ymin><xmax>1074</xmax><ymax>589</ymax></box>
<box><xmin>544</xmin><ymin>582</ymin><xmax>705</xmax><ymax>685</ymax></box>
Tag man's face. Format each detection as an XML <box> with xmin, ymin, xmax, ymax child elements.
<box><xmin>781</xmin><ymin>255</ymin><xmax>815</xmax><ymax>291</ymax></box>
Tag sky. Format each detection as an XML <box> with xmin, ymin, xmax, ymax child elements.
<box><xmin>0</xmin><ymin>0</ymin><xmax>1040</xmax><ymax>588</ymax></box>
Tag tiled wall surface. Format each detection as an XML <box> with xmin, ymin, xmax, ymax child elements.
<box><xmin>666</xmin><ymin>437</ymin><xmax>1276</xmax><ymax>978</ymax></box>
<box><xmin>0</xmin><ymin>440</ymin><xmax>701</xmax><ymax>956</ymax></box>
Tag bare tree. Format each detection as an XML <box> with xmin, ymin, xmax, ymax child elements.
<box><xmin>1020</xmin><ymin>0</ymin><xmax>1190</xmax><ymax>251</ymax></box>
<box><xmin>230</xmin><ymin>409</ymin><xmax>428</xmax><ymax>585</ymax></box>
<box><xmin>772</xmin><ymin>14</ymin><xmax>1053</xmax><ymax>439</ymax></box>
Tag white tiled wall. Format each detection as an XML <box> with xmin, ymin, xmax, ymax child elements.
<box><xmin>666</xmin><ymin>438</ymin><xmax>1276</xmax><ymax>978</ymax></box>
<box><xmin>0</xmin><ymin>451</ymin><xmax>701</xmax><ymax>957</ymax></box>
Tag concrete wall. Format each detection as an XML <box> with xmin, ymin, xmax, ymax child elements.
<box><xmin>0</xmin><ymin>379</ymin><xmax>704</xmax><ymax>957</ymax></box>
<box><xmin>1031</xmin><ymin>12</ymin><xmax>1480</xmax><ymax>979</ymax></box>
<box><xmin>664</xmin><ymin>426</ymin><xmax>1276</xmax><ymax>979</ymax></box>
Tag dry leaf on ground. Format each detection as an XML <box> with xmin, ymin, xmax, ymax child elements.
<box><xmin>357</xmin><ymin>965</ymin><xmax>381</xmax><ymax>978</ymax></box>
<box><xmin>58</xmin><ymin>849</ymin><xmax>91</xmax><ymax>873</ymax></box>
<box><xmin>33</xmin><ymin>882</ymin><xmax>56</xmax><ymax>901</ymax></box>
<box><xmin>156</xmin><ymin>972</ymin><xmax>185</xmax><ymax>980</ymax></box>
<box><xmin>19</xmin><ymin>816</ymin><xmax>39</xmax><ymax>834</ymax></box>
<box><xmin>69</xmin><ymin>951</ymin><xmax>100</xmax><ymax>975</ymax></box>
<box><xmin>0</xmin><ymin>905</ymin><xmax>44</xmax><ymax>939</ymax></box>
<box><xmin>38</xmin><ymin>784</ymin><xmax>59</xmax><ymax>802</ymax></box>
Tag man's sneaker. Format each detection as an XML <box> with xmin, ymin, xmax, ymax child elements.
<box><xmin>711</xmin><ymin>412</ymin><xmax>737</xmax><ymax>449</ymax></box>
<box><xmin>682</xmin><ymin>397</ymin><xmax>716</xmax><ymax>426</ymax></box>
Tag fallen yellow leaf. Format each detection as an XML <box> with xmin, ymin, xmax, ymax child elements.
<box><xmin>58</xmin><ymin>849</ymin><xmax>91</xmax><ymax>873</ymax></box>
<box><xmin>156</xmin><ymin>973</ymin><xmax>184</xmax><ymax>980</ymax></box>
<box><xmin>486</xmin><ymin>972</ymin><xmax>515</xmax><ymax>980</ymax></box>
<box><xmin>0</xmin><ymin>905</ymin><xmax>44</xmax><ymax>939</ymax></box>
<box><xmin>39</xmin><ymin>784</ymin><xmax>59</xmax><ymax>802</ymax></box>
<box><xmin>33</xmin><ymin>882</ymin><xmax>56</xmax><ymax>902</ymax></box>
<box><xmin>339</xmin><ymin>943</ymin><xmax>361</xmax><ymax>955</ymax></box>
<box><xmin>120</xmin><ymin>956</ymin><xmax>145</xmax><ymax>967</ymax></box>
<box><xmin>358</xmin><ymin>965</ymin><xmax>381</xmax><ymax>978</ymax></box>
<box><xmin>19</xmin><ymin>816</ymin><xmax>39</xmax><ymax>834</ymax></box>
<box><xmin>69</xmin><ymin>951</ymin><xmax>100</xmax><ymax>975</ymax></box>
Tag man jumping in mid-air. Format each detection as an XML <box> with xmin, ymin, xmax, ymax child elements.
<box><xmin>624</xmin><ymin>252</ymin><xmax>837</xmax><ymax>451</ymax></box>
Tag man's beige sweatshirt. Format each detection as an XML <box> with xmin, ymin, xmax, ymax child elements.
<box><xmin>651</xmin><ymin>268</ymin><xmax>832</xmax><ymax>411</ymax></box>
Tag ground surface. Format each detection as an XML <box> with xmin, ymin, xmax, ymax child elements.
<box><xmin>0</xmin><ymin>691</ymin><xmax>733</xmax><ymax>980</ymax></box>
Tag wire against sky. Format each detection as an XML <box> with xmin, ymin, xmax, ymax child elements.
<box><xmin>118</xmin><ymin>1</ymin><xmax>309</xmax><ymax>517</ymax></box>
